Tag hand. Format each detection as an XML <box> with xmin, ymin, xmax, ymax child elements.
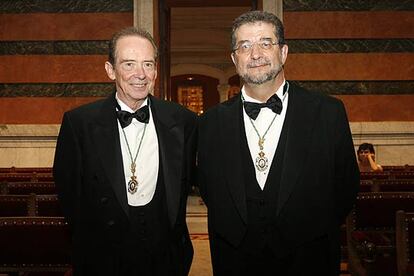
<box><xmin>366</xmin><ymin>153</ymin><xmax>375</xmax><ymax>161</ymax></box>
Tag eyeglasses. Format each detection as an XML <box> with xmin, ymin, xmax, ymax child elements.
<box><xmin>233</xmin><ymin>40</ymin><xmax>280</xmax><ymax>54</ymax></box>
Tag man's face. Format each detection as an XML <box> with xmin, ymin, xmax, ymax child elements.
<box><xmin>231</xmin><ymin>22</ymin><xmax>288</xmax><ymax>85</ymax></box>
<box><xmin>105</xmin><ymin>35</ymin><xmax>157</xmax><ymax>109</ymax></box>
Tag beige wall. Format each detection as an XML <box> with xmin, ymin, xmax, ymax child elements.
<box><xmin>1</xmin><ymin>122</ymin><xmax>413</xmax><ymax>167</ymax></box>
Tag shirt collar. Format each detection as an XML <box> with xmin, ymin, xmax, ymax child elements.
<box><xmin>241</xmin><ymin>79</ymin><xmax>286</xmax><ymax>103</ymax></box>
<box><xmin>115</xmin><ymin>93</ymin><xmax>148</xmax><ymax>113</ymax></box>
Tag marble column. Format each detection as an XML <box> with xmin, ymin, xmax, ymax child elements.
<box><xmin>217</xmin><ymin>84</ymin><xmax>231</xmax><ymax>103</ymax></box>
<box><xmin>262</xmin><ymin>0</ymin><xmax>283</xmax><ymax>21</ymax></box>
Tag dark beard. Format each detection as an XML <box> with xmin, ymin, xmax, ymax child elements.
<box><xmin>241</xmin><ymin>64</ymin><xmax>283</xmax><ymax>85</ymax></box>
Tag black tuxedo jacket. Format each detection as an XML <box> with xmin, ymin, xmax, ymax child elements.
<box><xmin>53</xmin><ymin>94</ymin><xmax>196</xmax><ymax>275</ymax></box>
<box><xmin>198</xmin><ymin>83</ymin><xmax>359</xmax><ymax>263</ymax></box>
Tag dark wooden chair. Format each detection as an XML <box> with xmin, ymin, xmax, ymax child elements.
<box><xmin>0</xmin><ymin>194</ymin><xmax>36</xmax><ymax>216</ymax></box>
<box><xmin>396</xmin><ymin>210</ymin><xmax>414</xmax><ymax>276</ymax></box>
<box><xmin>0</xmin><ymin>181</ymin><xmax>56</xmax><ymax>195</ymax></box>
<box><xmin>0</xmin><ymin>167</ymin><xmax>52</xmax><ymax>174</ymax></box>
<box><xmin>376</xmin><ymin>179</ymin><xmax>414</xmax><ymax>192</ymax></box>
<box><xmin>393</xmin><ymin>172</ymin><xmax>414</xmax><ymax>180</ymax></box>
<box><xmin>346</xmin><ymin>192</ymin><xmax>414</xmax><ymax>276</ymax></box>
<box><xmin>36</xmin><ymin>195</ymin><xmax>63</xmax><ymax>216</ymax></box>
<box><xmin>360</xmin><ymin>180</ymin><xmax>377</xmax><ymax>192</ymax></box>
<box><xmin>360</xmin><ymin>172</ymin><xmax>391</xmax><ymax>181</ymax></box>
<box><xmin>0</xmin><ymin>217</ymin><xmax>71</xmax><ymax>274</ymax></box>
<box><xmin>358</xmin><ymin>180</ymin><xmax>414</xmax><ymax>193</ymax></box>
<box><xmin>383</xmin><ymin>165</ymin><xmax>414</xmax><ymax>172</ymax></box>
<box><xmin>0</xmin><ymin>172</ymin><xmax>54</xmax><ymax>182</ymax></box>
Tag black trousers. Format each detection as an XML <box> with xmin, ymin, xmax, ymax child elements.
<box><xmin>210</xmin><ymin>234</ymin><xmax>338</xmax><ymax>276</ymax></box>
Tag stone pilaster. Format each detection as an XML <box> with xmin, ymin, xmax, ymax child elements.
<box><xmin>134</xmin><ymin>0</ymin><xmax>154</xmax><ymax>35</ymax></box>
<box><xmin>262</xmin><ymin>0</ymin><xmax>283</xmax><ymax>21</ymax></box>
<box><xmin>217</xmin><ymin>84</ymin><xmax>230</xmax><ymax>103</ymax></box>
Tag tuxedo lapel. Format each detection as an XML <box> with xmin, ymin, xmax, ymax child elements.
<box><xmin>218</xmin><ymin>95</ymin><xmax>247</xmax><ymax>224</ymax></box>
<box><xmin>276</xmin><ymin>84</ymin><xmax>321</xmax><ymax>215</ymax></box>
<box><xmin>92</xmin><ymin>94</ymin><xmax>129</xmax><ymax>218</ymax></box>
<box><xmin>150</xmin><ymin>95</ymin><xmax>183</xmax><ymax>227</ymax></box>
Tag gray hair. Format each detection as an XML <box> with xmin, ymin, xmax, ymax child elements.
<box><xmin>231</xmin><ymin>10</ymin><xmax>285</xmax><ymax>50</ymax></box>
<box><xmin>108</xmin><ymin>26</ymin><xmax>158</xmax><ymax>66</ymax></box>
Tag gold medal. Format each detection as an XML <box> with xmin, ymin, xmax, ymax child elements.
<box><xmin>128</xmin><ymin>177</ymin><xmax>138</xmax><ymax>194</ymax></box>
<box><xmin>255</xmin><ymin>151</ymin><xmax>269</xmax><ymax>171</ymax></box>
<box><xmin>127</xmin><ymin>162</ymin><xmax>138</xmax><ymax>194</ymax></box>
<box><xmin>255</xmin><ymin>139</ymin><xmax>268</xmax><ymax>171</ymax></box>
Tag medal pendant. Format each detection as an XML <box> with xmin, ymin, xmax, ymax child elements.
<box><xmin>255</xmin><ymin>151</ymin><xmax>268</xmax><ymax>172</ymax></box>
<box><xmin>128</xmin><ymin>177</ymin><xmax>138</xmax><ymax>194</ymax></box>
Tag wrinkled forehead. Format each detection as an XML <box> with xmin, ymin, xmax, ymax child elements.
<box><xmin>115</xmin><ymin>36</ymin><xmax>156</xmax><ymax>61</ymax></box>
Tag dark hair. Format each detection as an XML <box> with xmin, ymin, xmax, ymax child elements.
<box><xmin>357</xmin><ymin>143</ymin><xmax>375</xmax><ymax>154</ymax></box>
<box><xmin>231</xmin><ymin>10</ymin><xmax>285</xmax><ymax>50</ymax></box>
<box><xmin>108</xmin><ymin>27</ymin><xmax>158</xmax><ymax>66</ymax></box>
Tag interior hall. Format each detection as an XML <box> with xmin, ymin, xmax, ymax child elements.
<box><xmin>0</xmin><ymin>0</ymin><xmax>413</xmax><ymax>275</ymax></box>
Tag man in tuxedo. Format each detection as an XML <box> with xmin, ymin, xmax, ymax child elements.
<box><xmin>53</xmin><ymin>27</ymin><xmax>196</xmax><ymax>276</ymax></box>
<box><xmin>198</xmin><ymin>11</ymin><xmax>359</xmax><ymax>275</ymax></box>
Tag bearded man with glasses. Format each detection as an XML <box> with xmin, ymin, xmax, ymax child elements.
<box><xmin>197</xmin><ymin>10</ymin><xmax>359</xmax><ymax>275</ymax></box>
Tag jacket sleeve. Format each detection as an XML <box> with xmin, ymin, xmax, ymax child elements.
<box><xmin>333</xmin><ymin>101</ymin><xmax>360</xmax><ymax>223</ymax></box>
<box><xmin>53</xmin><ymin>112</ymin><xmax>82</xmax><ymax>228</ymax></box>
<box><xmin>183</xmin><ymin>111</ymin><xmax>198</xmax><ymax>193</ymax></box>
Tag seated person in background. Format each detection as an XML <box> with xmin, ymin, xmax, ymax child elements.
<box><xmin>357</xmin><ymin>143</ymin><xmax>383</xmax><ymax>172</ymax></box>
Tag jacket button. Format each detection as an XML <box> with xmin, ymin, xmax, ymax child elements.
<box><xmin>100</xmin><ymin>197</ymin><xmax>108</xmax><ymax>204</ymax></box>
<box><xmin>107</xmin><ymin>220</ymin><xmax>115</xmax><ymax>226</ymax></box>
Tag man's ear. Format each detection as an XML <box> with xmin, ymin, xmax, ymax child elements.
<box><xmin>280</xmin><ymin>44</ymin><xmax>289</xmax><ymax>65</ymax></box>
<box><xmin>105</xmin><ymin>61</ymin><xmax>116</xmax><ymax>80</ymax></box>
<box><xmin>231</xmin><ymin>52</ymin><xmax>237</xmax><ymax>66</ymax></box>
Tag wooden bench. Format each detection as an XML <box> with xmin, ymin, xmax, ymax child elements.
<box><xmin>0</xmin><ymin>194</ymin><xmax>62</xmax><ymax>217</ymax></box>
<box><xmin>396</xmin><ymin>210</ymin><xmax>414</xmax><ymax>276</ymax></box>
<box><xmin>0</xmin><ymin>172</ymin><xmax>54</xmax><ymax>183</ymax></box>
<box><xmin>0</xmin><ymin>217</ymin><xmax>71</xmax><ymax>274</ymax></box>
<box><xmin>346</xmin><ymin>192</ymin><xmax>414</xmax><ymax>276</ymax></box>
<box><xmin>360</xmin><ymin>179</ymin><xmax>414</xmax><ymax>193</ymax></box>
<box><xmin>0</xmin><ymin>181</ymin><xmax>56</xmax><ymax>195</ymax></box>
<box><xmin>383</xmin><ymin>165</ymin><xmax>414</xmax><ymax>172</ymax></box>
<box><xmin>0</xmin><ymin>167</ymin><xmax>52</xmax><ymax>174</ymax></box>
<box><xmin>36</xmin><ymin>195</ymin><xmax>63</xmax><ymax>216</ymax></box>
<box><xmin>360</xmin><ymin>171</ymin><xmax>414</xmax><ymax>181</ymax></box>
<box><xmin>0</xmin><ymin>194</ymin><xmax>36</xmax><ymax>216</ymax></box>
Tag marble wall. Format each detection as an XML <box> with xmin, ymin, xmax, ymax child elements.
<box><xmin>0</xmin><ymin>122</ymin><xmax>413</xmax><ymax>168</ymax></box>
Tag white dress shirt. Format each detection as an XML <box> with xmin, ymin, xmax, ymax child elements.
<box><xmin>116</xmin><ymin>95</ymin><xmax>159</xmax><ymax>206</ymax></box>
<box><xmin>242</xmin><ymin>80</ymin><xmax>289</xmax><ymax>190</ymax></box>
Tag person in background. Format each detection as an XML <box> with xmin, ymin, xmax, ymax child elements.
<box><xmin>357</xmin><ymin>143</ymin><xmax>383</xmax><ymax>172</ymax></box>
<box><xmin>53</xmin><ymin>27</ymin><xmax>196</xmax><ymax>276</ymax></box>
<box><xmin>197</xmin><ymin>10</ymin><xmax>359</xmax><ymax>275</ymax></box>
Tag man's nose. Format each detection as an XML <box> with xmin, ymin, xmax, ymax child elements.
<box><xmin>250</xmin><ymin>43</ymin><xmax>263</xmax><ymax>59</ymax></box>
<box><xmin>132</xmin><ymin>65</ymin><xmax>146</xmax><ymax>77</ymax></box>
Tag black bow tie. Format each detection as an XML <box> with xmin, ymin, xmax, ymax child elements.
<box><xmin>116</xmin><ymin>105</ymin><xmax>150</xmax><ymax>128</ymax></box>
<box><xmin>243</xmin><ymin>94</ymin><xmax>283</xmax><ymax>120</ymax></box>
